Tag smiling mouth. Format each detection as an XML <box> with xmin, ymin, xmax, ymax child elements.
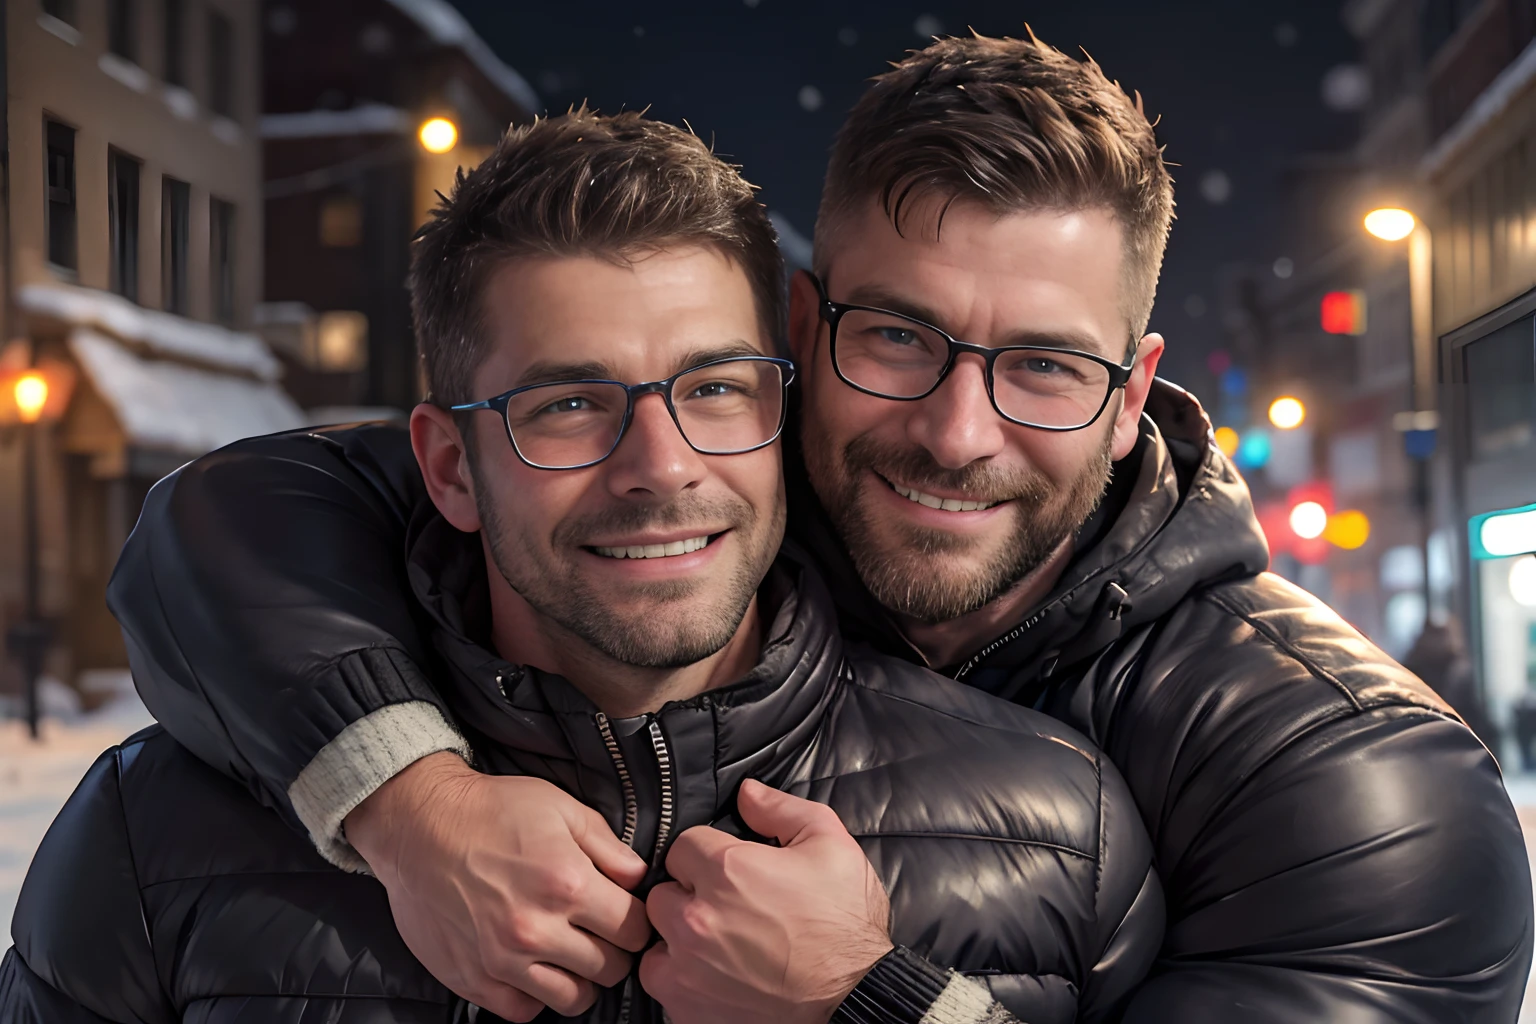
<box><xmin>884</xmin><ymin>477</ymin><xmax>1000</xmax><ymax>512</ymax></box>
<box><xmin>589</xmin><ymin>534</ymin><xmax>719</xmax><ymax>559</ymax></box>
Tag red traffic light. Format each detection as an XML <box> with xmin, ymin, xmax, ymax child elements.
<box><xmin>1320</xmin><ymin>290</ymin><xmax>1367</xmax><ymax>335</ymax></box>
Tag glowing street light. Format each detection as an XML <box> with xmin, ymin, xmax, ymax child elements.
<box><xmin>1290</xmin><ymin>501</ymin><xmax>1328</xmax><ymax>540</ymax></box>
<box><xmin>1268</xmin><ymin>396</ymin><xmax>1306</xmax><ymax>430</ymax></box>
<box><xmin>13</xmin><ymin>373</ymin><xmax>48</xmax><ymax>423</ymax></box>
<box><xmin>1323</xmin><ymin>509</ymin><xmax>1371</xmax><ymax>550</ymax></box>
<box><xmin>418</xmin><ymin>117</ymin><xmax>458</xmax><ymax>154</ymax></box>
<box><xmin>1364</xmin><ymin>207</ymin><xmax>1416</xmax><ymax>241</ymax></box>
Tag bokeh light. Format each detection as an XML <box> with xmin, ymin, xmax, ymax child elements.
<box><xmin>13</xmin><ymin>373</ymin><xmax>48</xmax><ymax>424</ymax></box>
<box><xmin>1214</xmin><ymin>426</ymin><xmax>1240</xmax><ymax>457</ymax></box>
<box><xmin>418</xmin><ymin>117</ymin><xmax>458</xmax><ymax>153</ymax></box>
<box><xmin>1289</xmin><ymin>501</ymin><xmax>1328</xmax><ymax>540</ymax></box>
<box><xmin>1323</xmin><ymin>509</ymin><xmax>1370</xmax><ymax>550</ymax></box>
<box><xmin>1364</xmin><ymin>207</ymin><xmax>1416</xmax><ymax>241</ymax></box>
<box><xmin>1268</xmin><ymin>396</ymin><xmax>1306</xmax><ymax>430</ymax></box>
<box><xmin>1236</xmin><ymin>429</ymin><xmax>1272</xmax><ymax>469</ymax></box>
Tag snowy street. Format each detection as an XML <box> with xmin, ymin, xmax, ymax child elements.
<box><xmin>6</xmin><ymin>695</ymin><xmax>1536</xmax><ymax>1021</ymax></box>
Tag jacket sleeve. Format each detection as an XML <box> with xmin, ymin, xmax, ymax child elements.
<box><xmin>5</xmin><ymin>746</ymin><xmax>174</xmax><ymax>1024</ymax></box>
<box><xmin>1104</xmin><ymin>590</ymin><xmax>1534</xmax><ymax>1023</ymax></box>
<box><xmin>107</xmin><ymin>424</ymin><xmax>470</xmax><ymax>869</ymax></box>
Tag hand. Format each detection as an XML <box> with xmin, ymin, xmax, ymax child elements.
<box><xmin>345</xmin><ymin>752</ymin><xmax>652</xmax><ymax>1021</ymax></box>
<box><xmin>640</xmin><ymin>779</ymin><xmax>893</xmax><ymax>1024</ymax></box>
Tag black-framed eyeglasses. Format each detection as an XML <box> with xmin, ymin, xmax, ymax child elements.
<box><xmin>450</xmin><ymin>355</ymin><xmax>796</xmax><ymax>470</ymax></box>
<box><xmin>810</xmin><ymin>274</ymin><xmax>1136</xmax><ymax>432</ymax></box>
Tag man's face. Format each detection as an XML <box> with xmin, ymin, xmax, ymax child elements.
<box><xmin>790</xmin><ymin>198</ymin><xmax>1162</xmax><ymax>623</ymax></box>
<box><xmin>450</xmin><ymin>247</ymin><xmax>785</xmax><ymax>668</ymax></box>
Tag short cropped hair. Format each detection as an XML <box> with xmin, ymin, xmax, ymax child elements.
<box><xmin>412</xmin><ymin>106</ymin><xmax>784</xmax><ymax>407</ymax></box>
<box><xmin>817</xmin><ymin>31</ymin><xmax>1174</xmax><ymax>340</ymax></box>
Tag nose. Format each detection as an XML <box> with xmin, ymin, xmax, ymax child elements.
<box><xmin>602</xmin><ymin>392</ymin><xmax>708</xmax><ymax>501</ymax></box>
<box><xmin>904</xmin><ymin>354</ymin><xmax>1007</xmax><ymax>469</ymax></box>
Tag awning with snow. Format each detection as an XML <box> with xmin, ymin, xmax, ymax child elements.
<box><xmin>68</xmin><ymin>328</ymin><xmax>304</xmax><ymax>457</ymax></box>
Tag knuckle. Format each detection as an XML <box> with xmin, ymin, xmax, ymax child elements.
<box><xmin>498</xmin><ymin>915</ymin><xmax>545</xmax><ymax>957</ymax></box>
<box><xmin>540</xmin><ymin>865</ymin><xmax>587</xmax><ymax>906</ymax></box>
<box><xmin>678</xmin><ymin>899</ymin><xmax>717</xmax><ymax>946</ymax></box>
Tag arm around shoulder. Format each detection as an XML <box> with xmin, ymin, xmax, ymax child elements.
<box><xmin>108</xmin><ymin>424</ymin><xmax>470</xmax><ymax>846</ymax></box>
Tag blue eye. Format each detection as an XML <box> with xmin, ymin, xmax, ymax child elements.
<box><xmin>877</xmin><ymin>327</ymin><xmax>921</xmax><ymax>346</ymax></box>
<box><xmin>539</xmin><ymin>396</ymin><xmax>590</xmax><ymax>415</ymax></box>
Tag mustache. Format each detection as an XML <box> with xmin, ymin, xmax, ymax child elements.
<box><xmin>553</xmin><ymin>494</ymin><xmax>756</xmax><ymax>547</ymax></box>
<box><xmin>842</xmin><ymin>434</ymin><xmax>1051</xmax><ymax>506</ymax></box>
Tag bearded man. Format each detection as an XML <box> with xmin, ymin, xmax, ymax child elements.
<box><xmin>80</xmin><ymin>30</ymin><xmax>1536</xmax><ymax>1024</ymax></box>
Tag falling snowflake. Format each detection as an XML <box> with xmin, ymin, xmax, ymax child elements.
<box><xmin>914</xmin><ymin>13</ymin><xmax>943</xmax><ymax>38</ymax></box>
<box><xmin>798</xmin><ymin>85</ymin><xmax>824</xmax><ymax>112</ymax></box>
<box><xmin>1274</xmin><ymin>23</ymin><xmax>1298</xmax><ymax>47</ymax></box>
<box><xmin>838</xmin><ymin>25</ymin><xmax>858</xmax><ymax>46</ymax></box>
<box><xmin>1272</xmin><ymin>257</ymin><xmax>1294</xmax><ymax>279</ymax></box>
<box><xmin>1199</xmin><ymin>170</ymin><xmax>1232</xmax><ymax>205</ymax></box>
<box><xmin>1321</xmin><ymin>65</ymin><xmax>1370</xmax><ymax>111</ymax></box>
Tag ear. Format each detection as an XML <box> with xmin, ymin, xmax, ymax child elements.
<box><xmin>410</xmin><ymin>403</ymin><xmax>484</xmax><ymax>533</ymax></box>
<box><xmin>1110</xmin><ymin>333</ymin><xmax>1164</xmax><ymax>461</ymax></box>
<box><xmin>787</xmin><ymin>270</ymin><xmax>821</xmax><ymax>366</ymax></box>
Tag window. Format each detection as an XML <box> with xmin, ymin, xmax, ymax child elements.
<box><xmin>208</xmin><ymin>9</ymin><xmax>234</xmax><ymax>117</ymax></box>
<box><xmin>161</xmin><ymin>177</ymin><xmax>190</xmax><ymax>314</ymax></box>
<box><xmin>210</xmin><ymin>197</ymin><xmax>236</xmax><ymax>322</ymax></box>
<box><xmin>42</xmin><ymin>0</ymin><xmax>76</xmax><ymax>25</ymax></box>
<box><xmin>319</xmin><ymin>194</ymin><xmax>362</xmax><ymax>247</ymax></box>
<box><xmin>107</xmin><ymin>0</ymin><xmax>137</xmax><ymax>62</ymax></box>
<box><xmin>109</xmin><ymin>151</ymin><xmax>141</xmax><ymax>301</ymax></box>
<box><xmin>163</xmin><ymin>0</ymin><xmax>185</xmax><ymax>86</ymax></box>
<box><xmin>45</xmin><ymin>120</ymin><xmax>77</xmax><ymax>271</ymax></box>
<box><xmin>1465</xmin><ymin>314</ymin><xmax>1535</xmax><ymax>460</ymax></box>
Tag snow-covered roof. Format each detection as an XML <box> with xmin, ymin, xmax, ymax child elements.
<box><xmin>261</xmin><ymin>103</ymin><xmax>413</xmax><ymax>139</ymax></box>
<box><xmin>19</xmin><ymin>282</ymin><xmax>283</xmax><ymax>381</ymax></box>
<box><xmin>381</xmin><ymin>0</ymin><xmax>540</xmax><ymax>113</ymax></box>
<box><xmin>70</xmin><ymin>328</ymin><xmax>305</xmax><ymax>455</ymax></box>
<box><xmin>1421</xmin><ymin>37</ymin><xmax>1536</xmax><ymax>180</ymax></box>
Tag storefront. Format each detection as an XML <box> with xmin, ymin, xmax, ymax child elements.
<box><xmin>1442</xmin><ymin>290</ymin><xmax>1536</xmax><ymax>767</ymax></box>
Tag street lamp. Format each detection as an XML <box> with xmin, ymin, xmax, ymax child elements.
<box><xmin>4</xmin><ymin>362</ymin><xmax>72</xmax><ymax>740</ymax></box>
<box><xmin>418</xmin><ymin>117</ymin><xmax>458</xmax><ymax>154</ymax></box>
<box><xmin>1364</xmin><ymin>205</ymin><xmax>1436</xmax><ymax>612</ymax></box>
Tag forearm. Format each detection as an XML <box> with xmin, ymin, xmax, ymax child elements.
<box><xmin>833</xmin><ymin>948</ymin><xmax>1020</xmax><ymax>1024</ymax></box>
<box><xmin>297</xmin><ymin>705</ymin><xmax>473</xmax><ymax>872</ymax></box>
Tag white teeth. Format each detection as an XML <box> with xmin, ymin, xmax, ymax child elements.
<box><xmin>593</xmin><ymin>535</ymin><xmax>712</xmax><ymax>559</ymax></box>
<box><xmin>891</xmin><ymin>483</ymin><xmax>996</xmax><ymax>512</ymax></box>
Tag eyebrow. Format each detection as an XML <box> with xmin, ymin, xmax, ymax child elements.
<box><xmin>512</xmin><ymin>340</ymin><xmax>767</xmax><ymax>389</ymax></box>
<box><xmin>842</xmin><ymin>284</ymin><xmax>1119</xmax><ymax>359</ymax></box>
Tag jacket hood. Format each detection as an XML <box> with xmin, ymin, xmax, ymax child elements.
<box><xmin>400</xmin><ymin>511</ymin><xmax>846</xmax><ymax>857</ymax></box>
<box><xmin>786</xmin><ymin>377</ymin><xmax>1271</xmax><ymax>700</ymax></box>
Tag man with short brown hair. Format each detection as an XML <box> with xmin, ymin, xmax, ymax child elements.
<box><xmin>1</xmin><ymin>106</ymin><xmax>1161</xmax><ymax>1024</ymax></box>
<box><xmin>80</xmin><ymin>29</ymin><xmax>1536</xmax><ymax>1024</ymax></box>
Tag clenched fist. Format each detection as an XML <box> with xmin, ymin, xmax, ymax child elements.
<box><xmin>640</xmin><ymin>779</ymin><xmax>893</xmax><ymax>1024</ymax></box>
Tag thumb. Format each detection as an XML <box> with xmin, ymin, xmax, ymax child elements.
<box><xmin>737</xmin><ymin>778</ymin><xmax>842</xmax><ymax>847</ymax></box>
<box><xmin>568</xmin><ymin>803</ymin><xmax>648</xmax><ymax>887</ymax></box>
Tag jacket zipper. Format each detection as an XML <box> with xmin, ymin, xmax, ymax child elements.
<box><xmin>645</xmin><ymin>719</ymin><xmax>676</xmax><ymax>857</ymax></box>
<box><xmin>593</xmin><ymin>712</ymin><xmax>639</xmax><ymax>848</ymax></box>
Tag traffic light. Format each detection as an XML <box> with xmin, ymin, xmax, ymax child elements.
<box><xmin>1320</xmin><ymin>290</ymin><xmax>1367</xmax><ymax>335</ymax></box>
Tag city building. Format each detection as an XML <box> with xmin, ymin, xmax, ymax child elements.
<box><xmin>255</xmin><ymin>0</ymin><xmax>538</xmax><ymax>416</ymax></box>
<box><xmin>0</xmin><ymin>0</ymin><xmax>285</xmax><ymax>696</ymax></box>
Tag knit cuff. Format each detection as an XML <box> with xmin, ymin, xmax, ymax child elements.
<box><xmin>833</xmin><ymin>946</ymin><xmax>1008</xmax><ymax>1024</ymax></box>
<box><xmin>287</xmin><ymin>701</ymin><xmax>471</xmax><ymax>872</ymax></box>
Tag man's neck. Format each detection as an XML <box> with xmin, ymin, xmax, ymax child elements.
<box><xmin>483</xmin><ymin>567</ymin><xmax>763</xmax><ymax>719</ymax></box>
<box><xmin>896</xmin><ymin>536</ymin><xmax>1075</xmax><ymax>670</ymax></box>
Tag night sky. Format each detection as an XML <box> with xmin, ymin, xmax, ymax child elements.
<box><xmin>452</xmin><ymin>0</ymin><xmax>1362</xmax><ymax>388</ymax></box>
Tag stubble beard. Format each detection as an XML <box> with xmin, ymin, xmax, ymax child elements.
<box><xmin>804</xmin><ymin>428</ymin><xmax>1114</xmax><ymax>624</ymax></box>
<box><xmin>476</xmin><ymin>482</ymin><xmax>784</xmax><ymax>670</ymax></box>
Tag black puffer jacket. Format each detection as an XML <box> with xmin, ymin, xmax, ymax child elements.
<box><xmin>2</xmin><ymin>537</ymin><xmax>1162</xmax><ymax>1024</ymax></box>
<box><xmin>89</xmin><ymin>380</ymin><xmax>1535</xmax><ymax>1020</ymax></box>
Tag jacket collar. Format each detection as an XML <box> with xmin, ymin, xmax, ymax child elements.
<box><xmin>785</xmin><ymin>378</ymin><xmax>1271</xmax><ymax>698</ymax></box>
<box><xmin>401</xmin><ymin>512</ymin><xmax>846</xmax><ymax>833</ymax></box>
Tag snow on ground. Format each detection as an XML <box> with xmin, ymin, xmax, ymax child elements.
<box><xmin>4</xmin><ymin>690</ymin><xmax>1536</xmax><ymax>1019</ymax></box>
